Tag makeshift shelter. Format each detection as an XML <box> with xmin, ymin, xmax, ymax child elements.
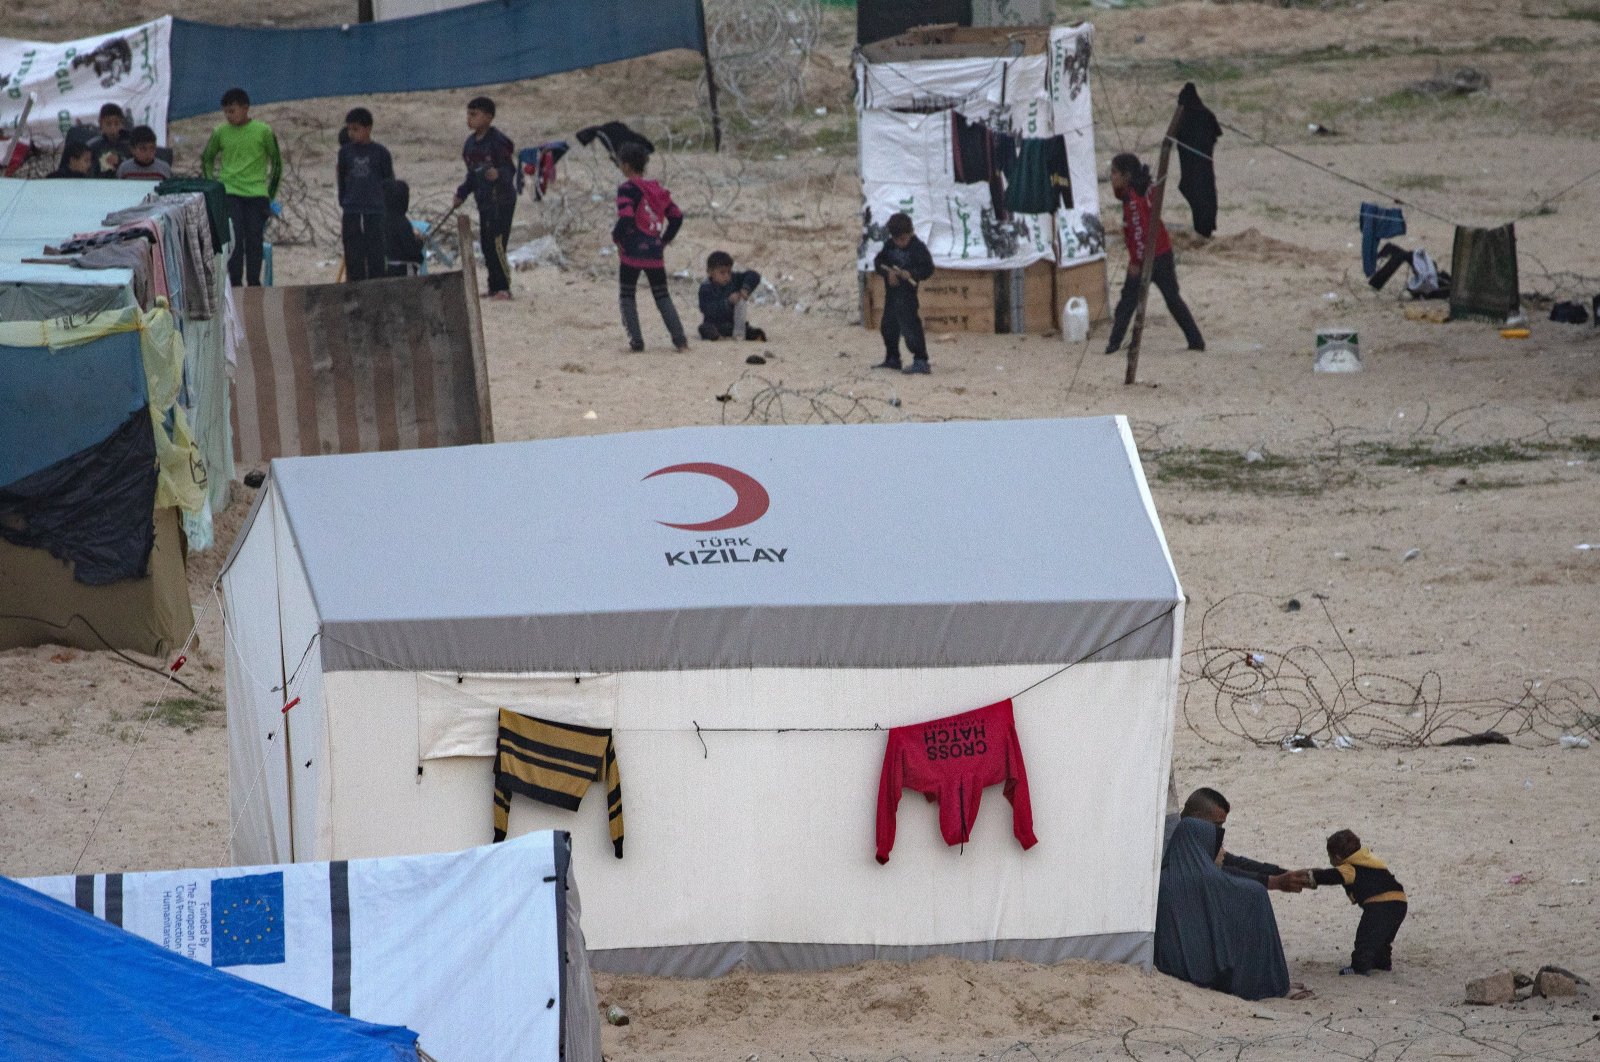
<box><xmin>20</xmin><ymin>831</ymin><xmax>599</xmax><ymax>1062</ymax></box>
<box><xmin>856</xmin><ymin>23</ymin><xmax>1108</xmax><ymax>334</ymax></box>
<box><xmin>221</xmin><ymin>416</ymin><xmax>1184</xmax><ymax>975</ymax></box>
<box><xmin>2</xmin><ymin>2</ymin><xmax>715</xmax><ymax>144</ymax></box>
<box><xmin>232</xmin><ymin>272</ymin><xmax>492</xmax><ymax>467</ymax></box>
<box><xmin>0</xmin><ymin>177</ymin><xmax>231</xmax><ymax>656</ymax></box>
<box><xmin>0</xmin><ymin>875</ymin><xmax>421</xmax><ymax>1061</ymax></box>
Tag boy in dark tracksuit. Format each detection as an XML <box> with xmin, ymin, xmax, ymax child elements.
<box><xmin>336</xmin><ymin>107</ymin><xmax>394</xmax><ymax>282</ymax></box>
<box><xmin>1309</xmin><ymin>829</ymin><xmax>1408</xmax><ymax>975</ymax></box>
<box><xmin>450</xmin><ymin>96</ymin><xmax>516</xmax><ymax>300</ymax></box>
<box><xmin>872</xmin><ymin>212</ymin><xmax>935</xmax><ymax>374</ymax></box>
<box><xmin>381</xmin><ymin>179</ymin><xmax>425</xmax><ymax>278</ymax></box>
<box><xmin>697</xmin><ymin>250</ymin><xmax>767</xmax><ymax>341</ymax></box>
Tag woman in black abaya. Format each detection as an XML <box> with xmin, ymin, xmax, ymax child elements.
<box><xmin>1155</xmin><ymin>816</ymin><xmax>1291</xmax><ymax>1001</ymax></box>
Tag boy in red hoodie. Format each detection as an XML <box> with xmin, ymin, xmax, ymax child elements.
<box><xmin>1104</xmin><ymin>151</ymin><xmax>1205</xmax><ymax>355</ymax></box>
<box><xmin>612</xmin><ymin>142</ymin><xmax>687</xmax><ymax>351</ymax></box>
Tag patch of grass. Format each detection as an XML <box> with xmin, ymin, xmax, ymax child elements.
<box><xmin>1484</xmin><ymin>35</ymin><xmax>1549</xmax><ymax>53</ymax></box>
<box><xmin>1148</xmin><ymin>448</ymin><xmax>1336</xmax><ymax>496</ymax></box>
<box><xmin>1561</xmin><ymin>5</ymin><xmax>1600</xmax><ymax>21</ymax></box>
<box><xmin>0</xmin><ymin>725</ymin><xmax>15</xmax><ymax>743</ymax></box>
<box><xmin>1172</xmin><ymin>58</ymin><xmax>1246</xmax><ymax>82</ymax></box>
<box><xmin>1349</xmin><ymin>441</ymin><xmax>1540</xmax><ymax>468</ymax></box>
<box><xmin>149</xmin><ymin>696</ymin><xmax>224</xmax><ymax>734</ymax></box>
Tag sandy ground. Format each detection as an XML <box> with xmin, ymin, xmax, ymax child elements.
<box><xmin>3</xmin><ymin>1</ymin><xmax>1600</xmax><ymax>1058</ymax></box>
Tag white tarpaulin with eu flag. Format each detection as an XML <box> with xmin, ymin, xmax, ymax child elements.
<box><xmin>21</xmin><ymin>830</ymin><xmax>601</xmax><ymax>1062</ymax></box>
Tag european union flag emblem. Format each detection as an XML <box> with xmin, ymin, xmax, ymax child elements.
<box><xmin>211</xmin><ymin>872</ymin><xmax>286</xmax><ymax>967</ymax></box>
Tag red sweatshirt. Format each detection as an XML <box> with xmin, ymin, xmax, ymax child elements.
<box><xmin>875</xmin><ymin>698</ymin><xmax>1037</xmax><ymax>864</ymax></box>
<box><xmin>1118</xmin><ymin>184</ymin><xmax>1172</xmax><ymax>270</ymax></box>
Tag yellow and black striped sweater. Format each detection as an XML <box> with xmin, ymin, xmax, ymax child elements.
<box><xmin>493</xmin><ymin>710</ymin><xmax>624</xmax><ymax>857</ymax></box>
<box><xmin>1312</xmin><ymin>847</ymin><xmax>1406</xmax><ymax>905</ymax></box>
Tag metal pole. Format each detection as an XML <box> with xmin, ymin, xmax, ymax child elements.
<box><xmin>1125</xmin><ymin>103</ymin><xmax>1184</xmax><ymax>386</ymax></box>
<box><xmin>697</xmin><ymin>0</ymin><xmax>723</xmax><ymax>152</ymax></box>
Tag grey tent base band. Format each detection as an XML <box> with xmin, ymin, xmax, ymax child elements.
<box><xmin>589</xmin><ymin>932</ymin><xmax>1153</xmax><ymax>977</ymax></box>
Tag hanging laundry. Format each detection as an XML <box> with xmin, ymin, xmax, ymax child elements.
<box><xmin>1359</xmin><ymin>203</ymin><xmax>1406</xmax><ymax>277</ymax></box>
<box><xmin>575</xmin><ymin>121</ymin><xmax>654</xmax><ymax>165</ymax></box>
<box><xmin>875</xmin><ymin>698</ymin><xmax>1036</xmax><ymax>864</ymax></box>
<box><xmin>1448</xmin><ymin>222</ymin><xmax>1519</xmax><ymax>322</ymax></box>
<box><xmin>1004</xmin><ymin>136</ymin><xmax>1071</xmax><ymax>215</ymax></box>
<box><xmin>1174</xmin><ymin>82</ymin><xmax>1223</xmax><ymax>237</ymax></box>
<box><xmin>492</xmin><ymin>709</ymin><xmax>624</xmax><ymax>857</ymax></box>
<box><xmin>517</xmin><ymin>140</ymin><xmax>569</xmax><ymax>202</ymax></box>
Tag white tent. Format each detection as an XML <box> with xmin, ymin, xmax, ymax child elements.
<box><xmin>20</xmin><ymin>831</ymin><xmax>599</xmax><ymax>1062</ymax></box>
<box><xmin>221</xmin><ymin>416</ymin><xmax>1183</xmax><ymax>975</ymax></box>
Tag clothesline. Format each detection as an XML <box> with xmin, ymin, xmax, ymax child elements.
<box><xmin>306</xmin><ymin>602</ymin><xmax>1181</xmax><ymax>757</ymax></box>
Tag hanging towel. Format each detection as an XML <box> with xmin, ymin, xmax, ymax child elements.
<box><xmin>1359</xmin><ymin>203</ymin><xmax>1406</xmax><ymax>277</ymax></box>
<box><xmin>493</xmin><ymin>709</ymin><xmax>624</xmax><ymax>857</ymax></box>
<box><xmin>1448</xmin><ymin>223</ymin><xmax>1519</xmax><ymax>322</ymax></box>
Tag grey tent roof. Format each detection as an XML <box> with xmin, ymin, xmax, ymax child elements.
<box><xmin>231</xmin><ymin>417</ymin><xmax>1181</xmax><ymax>673</ymax></box>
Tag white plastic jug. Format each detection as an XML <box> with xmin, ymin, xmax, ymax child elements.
<box><xmin>1062</xmin><ymin>296</ymin><xmax>1089</xmax><ymax>343</ymax></box>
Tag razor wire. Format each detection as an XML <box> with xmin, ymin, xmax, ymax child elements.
<box><xmin>1182</xmin><ymin>593</ymin><xmax>1600</xmax><ymax>750</ymax></box>
<box><xmin>703</xmin><ymin>0</ymin><xmax>823</xmax><ymax>132</ymax></box>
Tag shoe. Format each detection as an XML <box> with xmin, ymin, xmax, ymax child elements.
<box><xmin>873</xmin><ymin>359</ymin><xmax>903</xmax><ymax>371</ymax></box>
<box><xmin>1188</xmin><ymin>341</ymin><xmax>1206</xmax><ymax>352</ymax></box>
<box><xmin>1338</xmin><ymin>966</ymin><xmax>1368</xmax><ymax>976</ymax></box>
<box><xmin>674</xmin><ymin>340</ymin><xmax>690</xmax><ymax>352</ymax></box>
<box><xmin>1104</xmin><ymin>345</ymin><xmax>1121</xmax><ymax>356</ymax></box>
<box><xmin>489</xmin><ymin>291</ymin><xmax>513</xmax><ymax>301</ymax></box>
<box><xmin>902</xmin><ymin>360</ymin><xmax>931</xmax><ymax>375</ymax></box>
<box><xmin>747</xmin><ymin>328</ymin><xmax>767</xmax><ymax>342</ymax></box>
<box><xmin>628</xmin><ymin>340</ymin><xmax>645</xmax><ymax>352</ymax></box>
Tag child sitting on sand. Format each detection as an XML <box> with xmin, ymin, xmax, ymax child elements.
<box><xmin>698</xmin><ymin>251</ymin><xmax>767</xmax><ymax>342</ymax></box>
<box><xmin>1306</xmin><ymin>829</ymin><xmax>1408</xmax><ymax>975</ymax></box>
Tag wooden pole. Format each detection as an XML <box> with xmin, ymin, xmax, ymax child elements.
<box><xmin>1124</xmin><ymin>103</ymin><xmax>1185</xmax><ymax>386</ymax></box>
<box><xmin>697</xmin><ymin>0</ymin><xmax>724</xmax><ymax>152</ymax></box>
<box><xmin>457</xmin><ymin>213</ymin><xmax>496</xmax><ymax>444</ymax></box>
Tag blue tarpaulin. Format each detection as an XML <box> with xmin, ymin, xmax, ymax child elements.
<box><xmin>168</xmin><ymin>0</ymin><xmax>708</xmax><ymax>118</ymax></box>
<box><xmin>0</xmin><ymin>875</ymin><xmax>420</xmax><ymax>1062</ymax></box>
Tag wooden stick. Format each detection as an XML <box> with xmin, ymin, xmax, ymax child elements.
<box><xmin>698</xmin><ymin>0</ymin><xmax>724</xmax><ymax>152</ymax></box>
<box><xmin>1124</xmin><ymin>102</ymin><xmax>1185</xmax><ymax>386</ymax></box>
<box><xmin>457</xmin><ymin>213</ymin><xmax>496</xmax><ymax>444</ymax></box>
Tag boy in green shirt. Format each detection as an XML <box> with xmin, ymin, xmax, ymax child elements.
<box><xmin>201</xmin><ymin>87</ymin><xmax>283</xmax><ymax>287</ymax></box>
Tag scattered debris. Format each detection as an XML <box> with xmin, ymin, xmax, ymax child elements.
<box><xmin>1281</xmin><ymin>597</ymin><xmax>1302</xmax><ymax>612</ymax></box>
<box><xmin>1402</xmin><ymin>548</ymin><xmax>1421</xmax><ymax>561</ymax></box>
<box><xmin>1535</xmin><ymin>967</ymin><xmax>1582</xmax><ymax>998</ymax></box>
<box><xmin>1559</xmin><ymin>734</ymin><xmax>1591</xmax><ymax>749</ymax></box>
<box><xmin>243</xmin><ymin>469</ymin><xmax>267</xmax><ymax>489</ymax></box>
<box><xmin>1307</xmin><ymin>123</ymin><xmax>1338</xmax><ymax>136</ymax></box>
<box><xmin>1506</xmin><ymin>873</ymin><xmax>1529</xmax><ymax>886</ymax></box>
<box><xmin>507</xmin><ymin>235</ymin><xmax>566</xmax><ymax>271</ymax></box>
<box><xmin>1408</xmin><ymin>67</ymin><xmax>1490</xmax><ymax>97</ymax></box>
<box><xmin>1440</xmin><ymin>732</ymin><xmax>1510</xmax><ymax>747</ymax></box>
<box><xmin>1465</xmin><ymin>971</ymin><xmax>1517</xmax><ymax>1005</ymax></box>
<box><xmin>745</xmin><ymin>354</ymin><xmax>767</xmax><ymax>365</ymax></box>
<box><xmin>1333</xmin><ymin>735</ymin><xmax>1356</xmax><ymax>749</ymax></box>
<box><xmin>582</xmin><ymin>410</ymin><xmax>598</xmax><ymax>420</ymax></box>
<box><xmin>49</xmin><ymin>651</ymin><xmax>78</xmax><ymax>664</ymax></box>
<box><xmin>605</xmin><ymin>1004</ymin><xmax>630</xmax><ymax>1026</ymax></box>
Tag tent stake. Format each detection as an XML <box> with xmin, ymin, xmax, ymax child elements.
<box><xmin>1124</xmin><ymin>102</ymin><xmax>1184</xmax><ymax>386</ymax></box>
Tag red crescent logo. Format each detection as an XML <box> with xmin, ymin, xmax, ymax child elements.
<box><xmin>644</xmin><ymin>462</ymin><xmax>771</xmax><ymax>531</ymax></box>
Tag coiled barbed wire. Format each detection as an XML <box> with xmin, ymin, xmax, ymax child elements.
<box><xmin>1182</xmin><ymin>593</ymin><xmax>1599</xmax><ymax>749</ymax></box>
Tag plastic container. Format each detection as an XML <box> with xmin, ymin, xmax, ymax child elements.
<box><xmin>1314</xmin><ymin>327</ymin><xmax>1361</xmax><ymax>372</ymax></box>
<box><xmin>1062</xmin><ymin>296</ymin><xmax>1089</xmax><ymax>343</ymax></box>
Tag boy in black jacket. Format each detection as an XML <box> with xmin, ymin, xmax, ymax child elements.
<box><xmin>697</xmin><ymin>251</ymin><xmax>767</xmax><ymax>342</ymax></box>
<box><xmin>337</xmin><ymin>107</ymin><xmax>395</xmax><ymax>282</ymax></box>
<box><xmin>381</xmin><ymin>179</ymin><xmax>425</xmax><ymax>277</ymax></box>
<box><xmin>872</xmin><ymin>213</ymin><xmax>935</xmax><ymax>374</ymax></box>
<box><xmin>449</xmin><ymin>96</ymin><xmax>516</xmax><ymax>300</ymax></box>
<box><xmin>1307</xmin><ymin>829</ymin><xmax>1408</xmax><ymax>975</ymax></box>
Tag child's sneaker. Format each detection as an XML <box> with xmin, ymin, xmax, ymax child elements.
<box><xmin>873</xmin><ymin>358</ymin><xmax>903</xmax><ymax>371</ymax></box>
<box><xmin>902</xmin><ymin>360</ymin><xmax>931</xmax><ymax>375</ymax></box>
<box><xmin>1338</xmin><ymin>966</ymin><xmax>1368</xmax><ymax>976</ymax></box>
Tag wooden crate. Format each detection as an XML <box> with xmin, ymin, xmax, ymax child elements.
<box><xmin>861</xmin><ymin>256</ymin><xmax>1109</xmax><ymax>335</ymax></box>
<box><xmin>861</xmin><ymin>269</ymin><xmax>996</xmax><ymax>334</ymax></box>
